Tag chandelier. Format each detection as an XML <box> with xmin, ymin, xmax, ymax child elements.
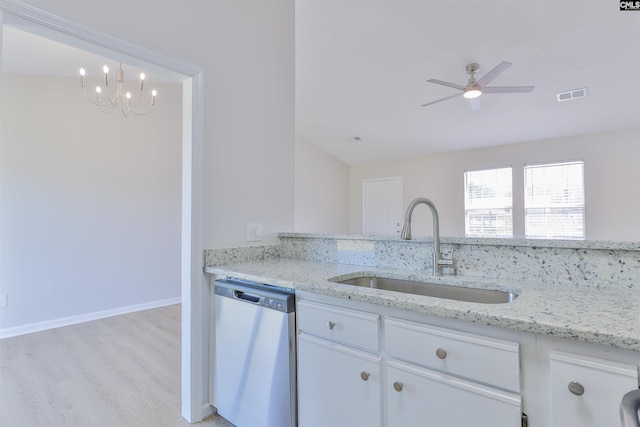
<box><xmin>79</xmin><ymin>63</ymin><xmax>157</xmax><ymax>117</ymax></box>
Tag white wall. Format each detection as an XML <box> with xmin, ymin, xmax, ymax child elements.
<box><xmin>7</xmin><ymin>3</ymin><xmax>294</xmax><ymax>418</ymax></box>
<box><xmin>350</xmin><ymin>127</ymin><xmax>640</xmax><ymax>241</ymax></box>
<box><xmin>295</xmin><ymin>134</ymin><xmax>349</xmax><ymax>233</ymax></box>
<box><xmin>23</xmin><ymin>0</ymin><xmax>296</xmax><ymax>248</ymax></box>
<box><xmin>0</xmin><ymin>73</ymin><xmax>183</xmax><ymax>331</ymax></box>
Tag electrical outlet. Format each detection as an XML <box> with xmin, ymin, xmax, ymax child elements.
<box><xmin>246</xmin><ymin>223</ymin><xmax>262</xmax><ymax>242</ymax></box>
<box><xmin>0</xmin><ymin>294</ymin><xmax>7</xmax><ymax>308</ymax></box>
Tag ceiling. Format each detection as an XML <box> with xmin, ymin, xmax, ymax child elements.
<box><xmin>295</xmin><ymin>0</ymin><xmax>640</xmax><ymax>164</ymax></box>
<box><xmin>3</xmin><ymin>1</ymin><xmax>639</xmax><ymax>166</ymax></box>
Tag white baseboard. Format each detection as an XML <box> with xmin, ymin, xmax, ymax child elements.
<box><xmin>202</xmin><ymin>404</ymin><xmax>216</xmax><ymax>421</ymax></box>
<box><xmin>0</xmin><ymin>297</ymin><xmax>182</xmax><ymax>339</ymax></box>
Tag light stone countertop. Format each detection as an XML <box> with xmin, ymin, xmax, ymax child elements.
<box><xmin>205</xmin><ymin>258</ymin><xmax>640</xmax><ymax>353</ymax></box>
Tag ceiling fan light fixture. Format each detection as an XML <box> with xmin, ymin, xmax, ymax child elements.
<box><xmin>463</xmin><ymin>85</ymin><xmax>482</xmax><ymax>99</ymax></box>
<box><xmin>423</xmin><ymin>61</ymin><xmax>534</xmax><ymax>108</ymax></box>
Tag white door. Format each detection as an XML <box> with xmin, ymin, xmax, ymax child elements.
<box><xmin>386</xmin><ymin>360</ymin><xmax>522</xmax><ymax>427</ymax></box>
<box><xmin>362</xmin><ymin>177</ymin><xmax>403</xmax><ymax>235</ymax></box>
<box><xmin>549</xmin><ymin>351</ymin><xmax>639</xmax><ymax>427</ymax></box>
<box><xmin>298</xmin><ymin>334</ymin><xmax>382</xmax><ymax>427</ymax></box>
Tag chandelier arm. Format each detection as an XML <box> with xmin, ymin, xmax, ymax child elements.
<box><xmin>124</xmin><ymin>83</ymin><xmax>155</xmax><ymax>115</ymax></box>
<box><xmin>98</xmin><ymin>102</ymin><xmax>118</xmax><ymax>114</ymax></box>
<box><xmin>109</xmin><ymin>81</ymin><xmax>124</xmax><ymax>107</ymax></box>
<box><xmin>82</xmin><ymin>85</ymin><xmax>113</xmax><ymax>108</ymax></box>
<box><xmin>121</xmin><ymin>102</ymin><xmax>131</xmax><ymax>117</ymax></box>
<box><xmin>128</xmin><ymin>105</ymin><xmax>155</xmax><ymax>116</ymax></box>
<box><xmin>128</xmin><ymin>88</ymin><xmax>145</xmax><ymax>109</ymax></box>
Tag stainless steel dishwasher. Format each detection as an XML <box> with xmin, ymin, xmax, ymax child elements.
<box><xmin>212</xmin><ymin>278</ymin><xmax>296</xmax><ymax>427</ymax></box>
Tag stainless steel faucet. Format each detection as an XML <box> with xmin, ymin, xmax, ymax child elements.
<box><xmin>400</xmin><ymin>197</ymin><xmax>452</xmax><ymax>276</ymax></box>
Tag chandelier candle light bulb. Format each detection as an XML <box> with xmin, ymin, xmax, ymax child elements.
<box><xmin>78</xmin><ymin>62</ymin><xmax>157</xmax><ymax>117</ymax></box>
<box><xmin>102</xmin><ymin>65</ymin><xmax>109</xmax><ymax>87</ymax></box>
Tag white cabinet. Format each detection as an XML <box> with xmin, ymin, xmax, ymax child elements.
<box><xmin>297</xmin><ymin>334</ymin><xmax>382</xmax><ymax>427</ymax></box>
<box><xmin>387</xmin><ymin>360</ymin><xmax>521</xmax><ymax>427</ymax></box>
<box><xmin>385</xmin><ymin>317</ymin><xmax>521</xmax><ymax>427</ymax></box>
<box><xmin>549</xmin><ymin>350</ymin><xmax>638</xmax><ymax>427</ymax></box>
<box><xmin>296</xmin><ymin>294</ymin><xmax>640</xmax><ymax>427</ymax></box>
<box><xmin>297</xmin><ymin>301</ymin><xmax>382</xmax><ymax>427</ymax></box>
<box><xmin>296</xmin><ymin>299</ymin><xmax>522</xmax><ymax>427</ymax></box>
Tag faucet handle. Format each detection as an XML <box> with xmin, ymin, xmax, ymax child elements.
<box><xmin>435</xmin><ymin>257</ymin><xmax>455</xmax><ymax>276</ymax></box>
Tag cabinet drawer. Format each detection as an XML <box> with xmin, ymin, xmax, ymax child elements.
<box><xmin>385</xmin><ymin>317</ymin><xmax>520</xmax><ymax>391</ymax></box>
<box><xmin>549</xmin><ymin>350</ymin><xmax>638</xmax><ymax>427</ymax></box>
<box><xmin>298</xmin><ymin>301</ymin><xmax>380</xmax><ymax>351</ymax></box>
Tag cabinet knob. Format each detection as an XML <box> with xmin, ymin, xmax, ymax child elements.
<box><xmin>327</xmin><ymin>321</ymin><xmax>335</xmax><ymax>330</ymax></box>
<box><xmin>568</xmin><ymin>381</ymin><xmax>585</xmax><ymax>396</ymax></box>
<box><xmin>360</xmin><ymin>371</ymin><xmax>369</xmax><ymax>381</ymax></box>
<box><xmin>393</xmin><ymin>381</ymin><xmax>403</xmax><ymax>392</ymax></box>
<box><xmin>436</xmin><ymin>348</ymin><xmax>447</xmax><ymax>360</ymax></box>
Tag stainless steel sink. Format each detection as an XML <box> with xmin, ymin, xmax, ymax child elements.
<box><xmin>331</xmin><ymin>276</ymin><xmax>518</xmax><ymax>304</ymax></box>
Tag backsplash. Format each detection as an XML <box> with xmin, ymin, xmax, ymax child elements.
<box><xmin>449</xmin><ymin>243</ymin><xmax>638</xmax><ymax>289</ymax></box>
<box><xmin>205</xmin><ymin>233</ymin><xmax>640</xmax><ymax>290</ymax></box>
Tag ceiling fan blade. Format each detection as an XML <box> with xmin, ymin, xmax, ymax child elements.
<box><xmin>476</xmin><ymin>61</ymin><xmax>512</xmax><ymax>87</ymax></box>
<box><xmin>482</xmin><ymin>85</ymin><xmax>535</xmax><ymax>94</ymax></box>
<box><xmin>427</xmin><ymin>79</ymin><xmax>465</xmax><ymax>91</ymax></box>
<box><xmin>421</xmin><ymin>93</ymin><xmax>462</xmax><ymax>107</ymax></box>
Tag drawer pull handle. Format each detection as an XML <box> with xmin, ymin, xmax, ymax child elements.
<box><xmin>327</xmin><ymin>321</ymin><xmax>336</xmax><ymax>330</ymax></box>
<box><xmin>360</xmin><ymin>371</ymin><xmax>369</xmax><ymax>381</ymax></box>
<box><xmin>393</xmin><ymin>381</ymin><xmax>403</xmax><ymax>392</ymax></box>
<box><xmin>436</xmin><ymin>348</ymin><xmax>447</xmax><ymax>360</ymax></box>
<box><xmin>568</xmin><ymin>381</ymin><xmax>585</xmax><ymax>396</ymax></box>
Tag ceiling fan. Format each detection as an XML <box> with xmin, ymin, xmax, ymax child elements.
<box><xmin>422</xmin><ymin>61</ymin><xmax>534</xmax><ymax>108</ymax></box>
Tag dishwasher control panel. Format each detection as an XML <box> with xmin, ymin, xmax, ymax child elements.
<box><xmin>214</xmin><ymin>278</ymin><xmax>295</xmax><ymax>313</ymax></box>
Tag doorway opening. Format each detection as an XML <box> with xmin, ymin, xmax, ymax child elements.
<box><xmin>0</xmin><ymin>2</ymin><xmax>205</xmax><ymax>422</ymax></box>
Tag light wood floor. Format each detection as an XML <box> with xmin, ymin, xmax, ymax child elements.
<box><xmin>0</xmin><ymin>304</ymin><xmax>234</xmax><ymax>427</ymax></box>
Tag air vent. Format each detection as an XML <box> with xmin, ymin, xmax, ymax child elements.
<box><xmin>557</xmin><ymin>87</ymin><xmax>588</xmax><ymax>102</ymax></box>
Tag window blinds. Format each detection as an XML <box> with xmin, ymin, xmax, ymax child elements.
<box><xmin>524</xmin><ymin>161</ymin><xmax>585</xmax><ymax>239</ymax></box>
<box><xmin>464</xmin><ymin>167</ymin><xmax>513</xmax><ymax>237</ymax></box>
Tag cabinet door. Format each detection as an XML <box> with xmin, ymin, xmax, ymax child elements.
<box><xmin>298</xmin><ymin>334</ymin><xmax>382</xmax><ymax>427</ymax></box>
<box><xmin>550</xmin><ymin>351</ymin><xmax>638</xmax><ymax>427</ymax></box>
<box><xmin>386</xmin><ymin>360</ymin><xmax>521</xmax><ymax>427</ymax></box>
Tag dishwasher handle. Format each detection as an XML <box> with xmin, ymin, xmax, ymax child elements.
<box><xmin>234</xmin><ymin>290</ymin><xmax>261</xmax><ymax>303</ymax></box>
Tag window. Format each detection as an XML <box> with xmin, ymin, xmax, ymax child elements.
<box><xmin>464</xmin><ymin>167</ymin><xmax>513</xmax><ymax>237</ymax></box>
<box><xmin>524</xmin><ymin>160</ymin><xmax>585</xmax><ymax>239</ymax></box>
